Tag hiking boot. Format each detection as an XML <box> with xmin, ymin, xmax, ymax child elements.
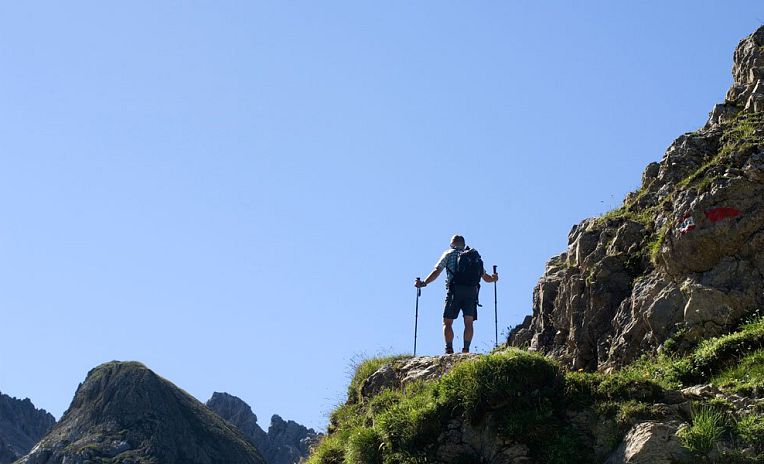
<box><xmin>445</xmin><ymin>347</ymin><xmax>454</xmax><ymax>354</ymax></box>
<box><xmin>461</xmin><ymin>348</ymin><xmax>469</xmax><ymax>354</ymax></box>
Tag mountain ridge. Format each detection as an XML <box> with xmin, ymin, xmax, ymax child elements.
<box><xmin>0</xmin><ymin>393</ymin><xmax>55</xmax><ymax>464</ymax></box>
<box><xmin>15</xmin><ymin>361</ymin><xmax>266</xmax><ymax>464</ymax></box>
<box><xmin>206</xmin><ymin>392</ymin><xmax>321</xmax><ymax>464</ymax></box>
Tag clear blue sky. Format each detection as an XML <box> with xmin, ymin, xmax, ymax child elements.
<box><xmin>1</xmin><ymin>2</ymin><xmax>761</xmax><ymax>431</ymax></box>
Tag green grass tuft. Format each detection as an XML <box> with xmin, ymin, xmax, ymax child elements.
<box><xmin>345</xmin><ymin>427</ymin><xmax>383</xmax><ymax>464</ymax></box>
<box><xmin>678</xmin><ymin>405</ymin><xmax>730</xmax><ymax>455</ymax></box>
<box><xmin>711</xmin><ymin>349</ymin><xmax>764</xmax><ymax>394</ymax></box>
<box><xmin>685</xmin><ymin>317</ymin><xmax>764</xmax><ymax>383</ymax></box>
<box><xmin>736</xmin><ymin>413</ymin><xmax>764</xmax><ymax>446</ymax></box>
<box><xmin>438</xmin><ymin>349</ymin><xmax>564</xmax><ymax>421</ymax></box>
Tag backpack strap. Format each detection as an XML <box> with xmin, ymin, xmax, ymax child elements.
<box><xmin>445</xmin><ymin>248</ymin><xmax>459</xmax><ymax>275</ymax></box>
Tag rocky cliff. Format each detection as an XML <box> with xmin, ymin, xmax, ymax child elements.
<box><xmin>509</xmin><ymin>26</ymin><xmax>764</xmax><ymax>371</ymax></box>
<box><xmin>207</xmin><ymin>392</ymin><xmax>320</xmax><ymax>464</ymax></box>
<box><xmin>0</xmin><ymin>393</ymin><xmax>55</xmax><ymax>464</ymax></box>
<box><xmin>15</xmin><ymin>361</ymin><xmax>266</xmax><ymax>464</ymax></box>
<box><xmin>306</xmin><ymin>26</ymin><xmax>764</xmax><ymax>464</ymax></box>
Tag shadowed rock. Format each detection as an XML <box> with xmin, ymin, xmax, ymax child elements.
<box><xmin>0</xmin><ymin>393</ymin><xmax>55</xmax><ymax>464</ymax></box>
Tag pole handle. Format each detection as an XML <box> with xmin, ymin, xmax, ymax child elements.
<box><xmin>416</xmin><ymin>277</ymin><xmax>421</xmax><ymax>296</ymax></box>
<box><xmin>493</xmin><ymin>265</ymin><xmax>497</xmax><ymax>274</ymax></box>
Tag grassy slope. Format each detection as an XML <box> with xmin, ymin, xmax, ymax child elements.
<box><xmin>308</xmin><ymin>317</ymin><xmax>764</xmax><ymax>464</ymax></box>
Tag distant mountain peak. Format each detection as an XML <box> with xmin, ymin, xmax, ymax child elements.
<box><xmin>16</xmin><ymin>361</ymin><xmax>265</xmax><ymax>464</ymax></box>
<box><xmin>206</xmin><ymin>392</ymin><xmax>321</xmax><ymax>464</ymax></box>
<box><xmin>0</xmin><ymin>392</ymin><xmax>55</xmax><ymax>464</ymax></box>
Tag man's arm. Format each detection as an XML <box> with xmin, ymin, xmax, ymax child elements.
<box><xmin>415</xmin><ymin>268</ymin><xmax>442</xmax><ymax>287</ymax></box>
<box><xmin>482</xmin><ymin>271</ymin><xmax>499</xmax><ymax>283</ymax></box>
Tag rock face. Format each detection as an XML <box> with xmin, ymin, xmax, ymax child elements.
<box><xmin>605</xmin><ymin>422</ymin><xmax>691</xmax><ymax>464</ymax></box>
<box><xmin>509</xmin><ymin>26</ymin><xmax>764</xmax><ymax>370</ymax></box>
<box><xmin>0</xmin><ymin>393</ymin><xmax>55</xmax><ymax>464</ymax></box>
<box><xmin>15</xmin><ymin>361</ymin><xmax>266</xmax><ymax>464</ymax></box>
<box><xmin>358</xmin><ymin>354</ymin><xmax>478</xmax><ymax>400</ymax></box>
<box><xmin>434</xmin><ymin>417</ymin><xmax>533</xmax><ymax>464</ymax></box>
<box><xmin>206</xmin><ymin>392</ymin><xmax>320</xmax><ymax>464</ymax></box>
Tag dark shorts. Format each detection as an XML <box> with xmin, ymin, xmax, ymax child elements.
<box><xmin>443</xmin><ymin>285</ymin><xmax>479</xmax><ymax>320</ymax></box>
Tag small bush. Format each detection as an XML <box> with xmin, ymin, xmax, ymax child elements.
<box><xmin>712</xmin><ymin>349</ymin><xmax>764</xmax><ymax>393</ymax></box>
<box><xmin>375</xmin><ymin>382</ymin><xmax>443</xmax><ymax>455</ymax></box>
<box><xmin>563</xmin><ymin>371</ymin><xmax>600</xmax><ymax>407</ymax></box>
<box><xmin>684</xmin><ymin>317</ymin><xmax>764</xmax><ymax>383</ymax></box>
<box><xmin>678</xmin><ymin>405</ymin><xmax>730</xmax><ymax>455</ymax></box>
<box><xmin>346</xmin><ymin>427</ymin><xmax>383</xmax><ymax>464</ymax></box>
<box><xmin>328</xmin><ymin>402</ymin><xmax>364</xmax><ymax>433</ymax></box>
<box><xmin>438</xmin><ymin>349</ymin><xmax>564</xmax><ymax>420</ymax></box>
<box><xmin>620</xmin><ymin>352</ymin><xmax>688</xmax><ymax>390</ymax></box>
<box><xmin>305</xmin><ymin>435</ymin><xmax>345</xmax><ymax>464</ymax></box>
<box><xmin>737</xmin><ymin>413</ymin><xmax>764</xmax><ymax>446</ymax></box>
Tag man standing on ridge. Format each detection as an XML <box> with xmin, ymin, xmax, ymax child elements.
<box><xmin>415</xmin><ymin>235</ymin><xmax>498</xmax><ymax>354</ymax></box>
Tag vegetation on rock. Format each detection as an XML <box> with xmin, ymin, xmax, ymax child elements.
<box><xmin>308</xmin><ymin>317</ymin><xmax>764</xmax><ymax>463</ymax></box>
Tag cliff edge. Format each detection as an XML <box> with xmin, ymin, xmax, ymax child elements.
<box><xmin>509</xmin><ymin>26</ymin><xmax>764</xmax><ymax>371</ymax></box>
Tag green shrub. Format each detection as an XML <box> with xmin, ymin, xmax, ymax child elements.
<box><xmin>564</xmin><ymin>365</ymin><xmax>667</xmax><ymax>406</ymax></box>
<box><xmin>563</xmin><ymin>371</ymin><xmax>600</xmax><ymax>407</ymax></box>
<box><xmin>366</xmin><ymin>388</ymin><xmax>404</xmax><ymax>417</ymax></box>
<box><xmin>712</xmin><ymin>349</ymin><xmax>764</xmax><ymax>393</ymax></box>
<box><xmin>328</xmin><ymin>402</ymin><xmax>365</xmax><ymax>432</ymax></box>
<box><xmin>438</xmin><ymin>349</ymin><xmax>564</xmax><ymax>421</ymax></box>
<box><xmin>305</xmin><ymin>435</ymin><xmax>345</xmax><ymax>464</ymax></box>
<box><xmin>678</xmin><ymin>405</ymin><xmax>730</xmax><ymax>455</ymax></box>
<box><xmin>684</xmin><ymin>317</ymin><xmax>764</xmax><ymax>383</ymax></box>
<box><xmin>375</xmin><ymin>382</ymin><xmax>443</xmax><ymax>456</ymax></box>
<box><xmin>737</xmin><ymin>413</ymin><xmax>764</xmax><ymax>446</ymax></box>
<box><xmin>346</xmin><ymin>427</ymin><xmax>383</xmax><ymax>464</ymax></box>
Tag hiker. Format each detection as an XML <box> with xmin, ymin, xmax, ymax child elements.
<box><xmin>414</xmin><ymin>235</ymin><xmax>498</xmax><ymax>354</ymax></box>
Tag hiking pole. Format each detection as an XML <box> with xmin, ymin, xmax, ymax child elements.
<box><xmin>493</xmin><ymin>265</ymin><xmax>498</xmax><ymax>348</ymax></box>
<box><xmin>414</xmin><ymin>278</ymin><xmax>422</xmax><ymax>356</ymax></box>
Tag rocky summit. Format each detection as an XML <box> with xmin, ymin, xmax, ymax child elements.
<box><xmin>15</xmin><ymin>361</ymin><xmax>266</xmax><ymax>464</ymax></box>
<box><xmin>206</xmin><ymin>392</ymin><xmax>321</xmax><ymax>464</ymax></box>
<box><xmin>509</xmin><ymin>26</ymin><xmax>764</xmax><ymax>371</ymax></box>
<box><xmin>306</xmin><ymin>26</ymin><xmax>764</xmax><ymax>464</ymax></box>
<box><xmin>0</xmin><ymin>393</ymin><xmax>55</xmax><ymax>464</ymax></box>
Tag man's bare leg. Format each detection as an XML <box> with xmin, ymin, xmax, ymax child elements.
<box><xmin>463</xmin><ymin>316</ymin><xmax>475</xmax><ymax>352</ymax></box>
<box><xmin>443</xmin><ymin>318</ymin><xmax>455</xmax><ymax>353</ymax></box>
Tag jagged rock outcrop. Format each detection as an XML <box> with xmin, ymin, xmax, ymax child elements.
<box><xmin>509</xmin><ymin>26</ymin><xmax>764</xmax><ymax>370</ymax></box>
<box><xmin>206</xmin><ymin>392</ymin><xmax>320</xmax><ymax>464</ymax></box>
<box><xmin>15</xmin><ymin>361</ymin><xmax>266</xmax><ymax>464</ymax></box>
<box><xmin>0</xmin><ymin>393</ymin><xmax>55</xmax><ymax>464</ymax></box>
<box><xmin>605</xmin><ymin>421</ymin><xmax>691</xmax><ymax>464</ymax></box>
<box><xmin>358</xmin><ymin>354</ymin><xmax>478</xmax><ymax>400</ymax></box>
<box><xmin>266</xmin><ymin>415</ymin><xmax>319</xmax><ymax>464</ymax></box>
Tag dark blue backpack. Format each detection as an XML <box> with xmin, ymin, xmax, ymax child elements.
<box><xmin>449</xmin><ymin>247</ymin><xmax>484</xmax><ymax>286</ymax></box>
